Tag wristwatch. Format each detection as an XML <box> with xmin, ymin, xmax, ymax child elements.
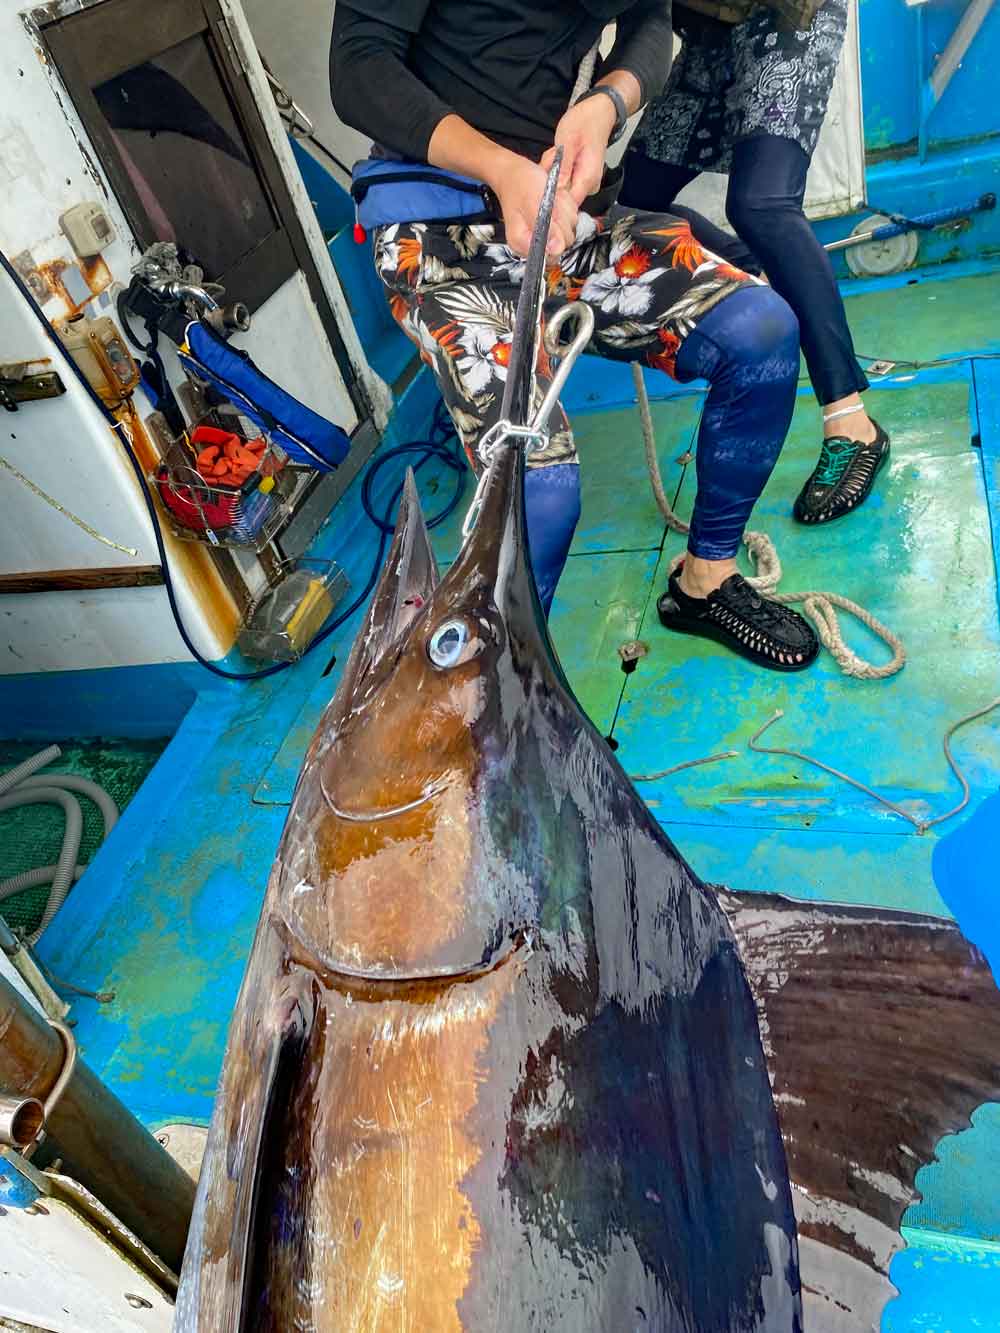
<box><xmin>577</xmin><ymin>85</ymin><xmax>629</xmax><ymax>146</ymax></box>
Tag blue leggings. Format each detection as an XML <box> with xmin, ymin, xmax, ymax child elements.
<box><xmin>525</xmin><ymin>286</ymin><xmax>799</xmax><ymax>610</ymax></box>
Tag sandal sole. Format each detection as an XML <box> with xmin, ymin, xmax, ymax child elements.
<box><xmin>793</xmin><ymin>441</ymin><xmax>890</xmax><ymax>527</ymax></box>
<box><xmin>657</xmin><ymin>604</ymin><xmax>819</xmax><ymax>672</ymax></box>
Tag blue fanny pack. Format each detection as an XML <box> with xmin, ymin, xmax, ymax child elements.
<box><xmin>179</xmin><ymin>322</ymin><xmax>351</xmax><ymax>472</ymax></box>
<box><xmin>350</xmin><ymin>157</ymin><xmax>499</xmax><ymax>232</ymax></box>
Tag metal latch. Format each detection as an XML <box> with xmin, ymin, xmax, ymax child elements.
<box><xmin>0</xmin><ymin>364</ymin><xmax>66</xmax><ymax>413</ymax></box>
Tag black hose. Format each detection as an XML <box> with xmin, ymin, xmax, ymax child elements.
<box><xmin>0</xmin><ymin>247</ymin><xmax>465</xmax><ymax>682</ymax></box>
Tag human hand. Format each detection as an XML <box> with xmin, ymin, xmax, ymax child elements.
<box><xmin>541</xmin><ymin>94</ymin><xmax>617</xmax><ymax>207</ymax></box>
<box><xmin>485</xmin><ymin>153</ymin><xmax>579</xmax><ymax>258</ymax></box>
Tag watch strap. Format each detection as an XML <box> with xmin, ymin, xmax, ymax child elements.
<box><xmin>577</xmin><ymin>84</ymin><xmax>628</xmax><ymax>145</ymax></box>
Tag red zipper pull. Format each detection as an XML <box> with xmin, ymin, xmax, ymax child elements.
<box><xmin>353</xmin><ymin>205</ymin><xmax>366</xmax><ymax>244</ymax></box>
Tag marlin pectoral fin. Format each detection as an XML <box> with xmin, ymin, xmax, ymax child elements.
<box><xmin>720</xmin><ymin>889</ymin><xmax>1000</xmax><ymax>1332</ymax></box>
<box><xmin>175</xmin><ymin>944</ymin><xmax>315</xmax><ymax>1332</ymax></box>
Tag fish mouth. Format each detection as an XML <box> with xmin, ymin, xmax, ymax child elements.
<box><xmin>279</xmin><ymin>918</ymin><xmax>532</xmax><ymax>995</ymax></box>
<box><xmin>319</xmin><ymin>768</ymin><xmax>447</xmax><ymax>823</ymax></box>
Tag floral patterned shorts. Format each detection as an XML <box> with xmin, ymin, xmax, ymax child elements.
<box><xmin>374</xmin><ymin>208</ymin><xmax>754</xmax><ymax>469</ymax></box>
<box><xmin>631</xmin><ymin>0</ymin><xmax>850</xmax><ymax>173</ymax></box>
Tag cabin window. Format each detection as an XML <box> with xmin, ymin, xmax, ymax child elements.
<box><xmin>39</xmin><ymin>0</ymin><xmax>325</xmax><ymax>323</ymax></box>
<box><xmin>90</xmin><ymin>32</ymin><xmax>278</xmax><ymax>284</ymax></box>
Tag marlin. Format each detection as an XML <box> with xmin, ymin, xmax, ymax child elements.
<box><xmin>176</xmin><ymin>160</ymin><xmax>1000</xmax><ymax>1332</ymax></box>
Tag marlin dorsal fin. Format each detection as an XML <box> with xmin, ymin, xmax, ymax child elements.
<box><xmin>720</xmin><ymin>889</ymin><xmax>1000</xmax><ymax>1332</ymax></box>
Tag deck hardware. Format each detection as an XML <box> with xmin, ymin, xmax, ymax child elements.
<box><xmin>125</xmin><ymin>1293</ymin><xmax>154</xmax><ymax>1310</ymax></box>
<box><xmin>0</xmin><ymin>1096</ymin><xmax>45</xmax><ymax>1151</ymax></box>
<box><xmin>618</xmin><ymin>640</ymin><xmax>649</xmax><ymax>675</ymax></box>
<box><xmin>0</xmin><ymin>367</ymin><xmax>66</xmax><ymax>411</ymax></box>
<box><xmin>19</xmin><ymin>1020</ymin><xmax>77</xmax><ymax>1160</ymax></box>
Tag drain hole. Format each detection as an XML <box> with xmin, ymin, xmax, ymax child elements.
<box><xmin>321</xmin><ymin>653</ymin><xmax>338</xmax><ymax>678</ymax></box>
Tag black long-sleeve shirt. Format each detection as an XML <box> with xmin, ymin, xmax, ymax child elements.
<box><xmin>330</xmin><ymin>0</ymin><xmax>673</xmax><ymax>165</ymax></box>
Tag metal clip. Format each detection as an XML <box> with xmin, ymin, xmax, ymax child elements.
<box><xmin>461</xmin><ymin>422</ymin><xmax>550</xmax><ymax>539</ymax></box>
<box><xmin>460</xmin><ymin>303</ymin><xmax>595</xmax><ymax>540</ymax></box>
<box><xmin>531</xmin><ymin>302</ymin><xmax>595</xmax><ymax>433</ymax></box>
<box><xmin>0</xmin><ymin>1020</ymin><xmax>77</xmax><ymax>1159</ymax></box>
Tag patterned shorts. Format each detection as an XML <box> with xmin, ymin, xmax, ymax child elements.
<box><xmin>631</xmin><ymin>0</ymin><xmax>849</xmax><ymax>173</ymax></box>
<box><xmin>374</xmin><ymin>210</ymin><xmax>755</xmax><ymax>470</ymax></box>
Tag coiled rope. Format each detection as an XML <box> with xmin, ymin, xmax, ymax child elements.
<box><xmin>633</xmin><ymin>362</ymin><xmax>906</xmax><ymax>679</ymax></box>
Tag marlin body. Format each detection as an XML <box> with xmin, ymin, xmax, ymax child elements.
<box><xmin>177</xmin><ymin>156</ymin><xmax>1000</xmax><ymax>1329</ymax></box>
<box><xmin>176</xmin><ymin>448</ymin><xmax>1000</xmax><ymax>1333</ymax></box>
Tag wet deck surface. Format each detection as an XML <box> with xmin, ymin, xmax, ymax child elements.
<box><xmin>35</xmin><ymin>263</ymin><xmax>1000</xmax><ymax>1328</ymax></box>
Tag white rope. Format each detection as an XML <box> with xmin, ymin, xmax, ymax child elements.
<box><xmin>569</xmin><ymin>40</ymin><xmax>601</xmax><ymax>107</ymax></box>
<box><xmin>633</xmin><ymin>363</ymin><xmax>906</xmax><ymax>680</ymax></box>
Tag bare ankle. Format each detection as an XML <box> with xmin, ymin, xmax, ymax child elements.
<box><xmin>677</xmin><ymin>556</ymin><xmax>738</xmax><ymax>600</ymax></box>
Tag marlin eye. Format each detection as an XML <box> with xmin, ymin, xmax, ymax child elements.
<box><xmin>427</xmin><ymin>619</ymin><xmax>469</xmax><ymax>669</ymax></box>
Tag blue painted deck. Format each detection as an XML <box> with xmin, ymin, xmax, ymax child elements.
<box><xmin>2</xmin><ymin>259</ymin><xmax>994</xmax><ymax>1327</ymax></box>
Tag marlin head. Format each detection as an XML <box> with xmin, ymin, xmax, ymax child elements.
<box><xmin>277</xmin><ymin>441</ymin><xmax>567</xmax><ymax>986</ymax></box>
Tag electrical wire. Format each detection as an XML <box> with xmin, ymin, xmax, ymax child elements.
<box><xmin>302</xmin><ymin>132</ymin><xmax>353</xmax><ymax>181</ymax></box>
<box><xmin>856</xmin><ymin>350</ymin><xmax>1000</xmax><ymax>370</ymax></box>
<box><xmin>0</xmin><ymin>246</ymin><xmax>466</xmax><ymax>683</ymax></box>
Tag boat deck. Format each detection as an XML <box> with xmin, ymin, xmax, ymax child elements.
<box><xmin>21</xmin><ymin>261</ymin><xmax>1000</xmax><ymax>1330</ymax></box>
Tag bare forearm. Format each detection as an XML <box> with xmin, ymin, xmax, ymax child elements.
<box><xmin>427</xmin><ymin>113</ymin><xmax>524</xmax><ymax>192</ymax></box>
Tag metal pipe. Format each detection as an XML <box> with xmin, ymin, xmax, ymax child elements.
<box><xmin>162</xmin><ymin>280</ymin><xmax>219</xmax><ymax>312</ymax></box>
<box><xmin>0</xmin><ymin>1093</ymin><xmax>44</xmax><ymax>1149</ymax></box>
<box><xmin>203</xmin><ymin>302</ymin><xmax>251</xmax><ymax>336</ymax></box>
<box><xmin>0</xmin><ymin>970</ymin><xmax>195</xmax><ymax>1270</ymax></box>
<box><xmin>930</xmin><ymin>0</ymin><xmax>995</xmax><ymax>104</ymax></box>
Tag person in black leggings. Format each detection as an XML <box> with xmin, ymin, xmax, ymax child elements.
<box><xmin>621</xmin><ymin>0</ymin><xmax>891</xmax><ymax>527</ymax></box>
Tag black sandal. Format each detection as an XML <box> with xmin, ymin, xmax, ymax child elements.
<box><xmin>657</xmin><ymin>566</ymin><xmax>819</xmax><ymax>672</ymax></box>
<box><xmin>793</xmin><ymin>421</ymin><xmax>890</xmax><ymax>525</ymax></box>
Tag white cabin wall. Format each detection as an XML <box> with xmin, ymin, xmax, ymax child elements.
<box><xmin>0</xmin><ymin>2</ymin><xmax>222</xmax><ymax>674</ymax></box>
<box><xmin>0</xmin><ymin>0</ymin><xmax>381</xmax><ymax>676</ymax></box>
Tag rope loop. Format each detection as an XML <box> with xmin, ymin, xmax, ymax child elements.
<box><xmin>634</xmin><ymin>362</ymin><xmax>906</xmax><ymax>681</ymax></box>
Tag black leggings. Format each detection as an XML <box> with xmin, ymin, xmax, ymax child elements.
<box><xmin>621</xmin><ymin>135</ymin><xmax>869</xmax><ymax>407</ymax></box>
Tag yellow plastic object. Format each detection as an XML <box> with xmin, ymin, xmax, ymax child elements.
<box><xmin>285</xmin><ymin>578</ymin><xmax>334</xmax><ymax>653</ymax></box>
<box><xmin>259</xmin><ymin>476</ymin><xmax>276</xmax><ymax>494</ymax></box>
<box><xmin>238</xmin><ymin>563</ymin><xmax>349</xmax><ymax>662</ymax></box>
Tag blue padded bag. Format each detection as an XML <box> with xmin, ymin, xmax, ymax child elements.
<box><xmin>179</xmin><ymin>322</ymin><xmax>351</xmax><ymax>472</ymax></box>
<box><xmin>350</xmin><ymin>158</ymin><xmax>497</xmax><ymax>230</ymax></box>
